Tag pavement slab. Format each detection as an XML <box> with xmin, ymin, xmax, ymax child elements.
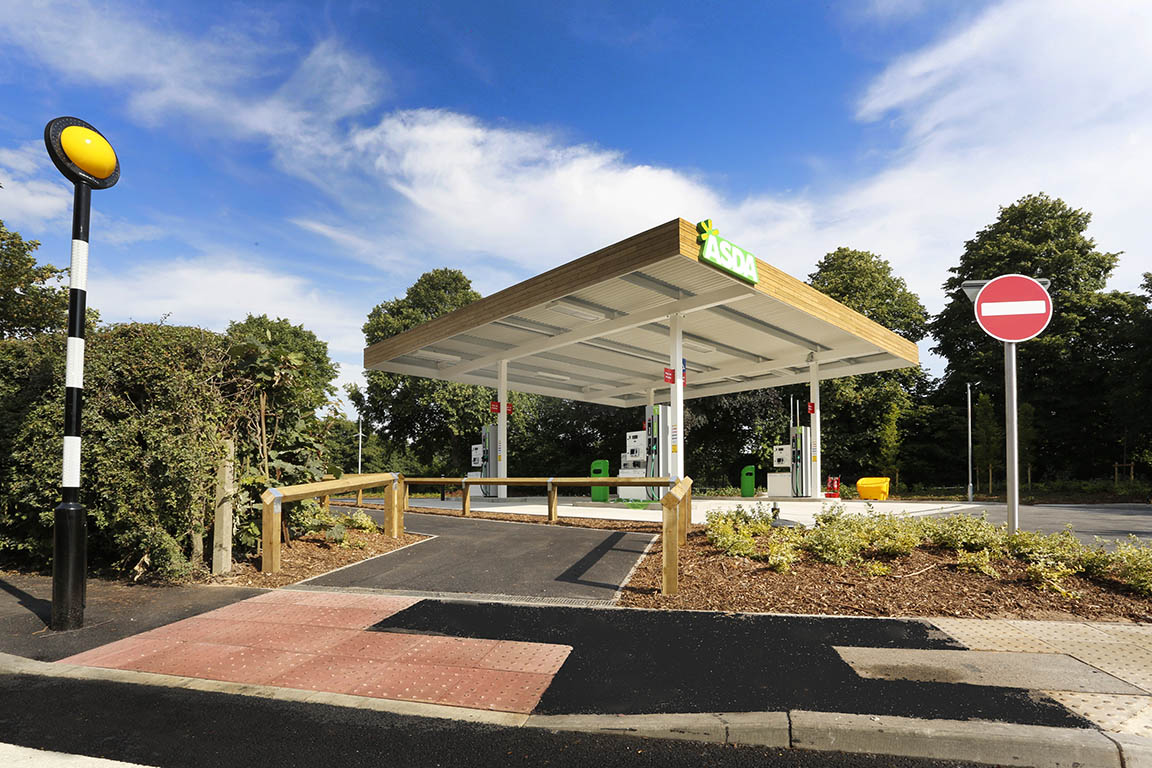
<box><xmin>1046</xmin><ymin>692</ymin><xmax>1152</xmax><ymax>737</ymax></box>
<box><xmin>835</xmin><ymin>646</ymin><xmax>1145</xmax><ymax>694</ymax></box>
<box><xmin>56</xmin><ymin>590</ymin><xmax>572</xmax><ymax>714</ymax></box>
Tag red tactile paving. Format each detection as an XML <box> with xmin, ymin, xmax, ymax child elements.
<box><xmin>57</xmin><ymin>590</ymin><xmax>570</xmax><ymax>714</ymax></box>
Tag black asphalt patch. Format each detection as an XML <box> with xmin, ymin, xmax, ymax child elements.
<box><xmin>0</xmin><ymin>571</ymin><xmax>262</xmax><ymax>661</ymax></box>
<box><xmin>373</xmin><ymin>600</ymin><xmax>1090</xmax><ymax>728</ymax></box>
<box><xmin>0</xmin><ymin>673</ymin><xmax>993</xmax><ymax>768</ymax></box>
<box><xmin>306</xmin><ymin>512</ymin><xmax>655</xmax><ymax>601</ymax></box>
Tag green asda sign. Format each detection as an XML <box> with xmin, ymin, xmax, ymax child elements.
<box><xmin>696</xmin><ymin>219</ymin><xmax>758</xmax><ymax>283</ymax></box>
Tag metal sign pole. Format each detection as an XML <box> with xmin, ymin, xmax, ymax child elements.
<box><xmin>967</xmin><ymin>382</ymin><xmax>973</xmax><ymax>502</ymax></box>
<box><xmin>1004</xmin><ymin>342</ymin><xmax>1019</xmax><ymax>533</ymax></box>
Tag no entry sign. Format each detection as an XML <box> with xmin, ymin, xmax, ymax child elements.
<box><xmin>974</xmin><ymin>274</ymin><xmax>1052</xmax><ymax>343</ymax></box>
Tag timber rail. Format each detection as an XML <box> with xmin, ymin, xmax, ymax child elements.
<box><xmin>262</xmin><ymin>473</ymin><xmax>692</xmax><ymax>594</ymax></box>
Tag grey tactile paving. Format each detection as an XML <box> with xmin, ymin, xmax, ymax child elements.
<box><xmin>1007</xmin><ymin>620</ymin><xmax>1118</xmax><ymax>647</ymax></box>
<box><xmin>1046</xmin><ymin>691</ymin><xmax>1152</xmax><ymax>737</ymax></box>
<box><xmin>929</xmin><ymin>618</ymin><xmax>1059</xmax><ymax>652</ymax></box>
<box><xmin>1060</xmin><ymin>641</ymin><xmax>1152</xmax><ymax>693</ymax></box>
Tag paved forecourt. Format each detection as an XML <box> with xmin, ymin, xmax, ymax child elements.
<box><xmin>309</xmin><ymin>510</ymin><xmax>655</xmax><ymax>602</ymax></box>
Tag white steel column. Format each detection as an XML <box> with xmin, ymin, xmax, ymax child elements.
<box><xmin>669</xmin><ymin>313</ymin><xmax>685</xmax><ymax>481</ymax></box>
<box><xmin>809</xmin><ymin>358</ymin><xmax>821</xmax><ymax>498</ymax></box>
<box><xmin>497</xmin><ymin>359</ymin><xmax>508</xmax><ymax>499</ymax></box>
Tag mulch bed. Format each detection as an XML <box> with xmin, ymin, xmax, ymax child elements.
<box><xmin>619</xmin><ymin>530</ymin><xmax>1152</xmax><ymax>622</ymax></box>
<box><xmin>368</xmin><ymin>504</ymin><xmax>1152</xmax><ymax>621</ymax></box>
<box><xmin>212</xmin><ymin>528</ymin><xmax>426</xmax><ymax>589</ymax></box>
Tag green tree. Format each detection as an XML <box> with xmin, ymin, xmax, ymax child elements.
<box><xmin>806</xmin><ymin>247</ymin><xmax>930</xmax><ymax>483</ymax></box>
<box><xmin>223</xmin><ymin>315</ymin><xmax>339</xmax><ymax>545</ymax></box>
<box><xmin>359</xmin><ymin>269</ymin><xmax>496</xmax><ymax>474</ymax></box>
<box><xmin>930</xmin><ymin>193</ymin><xmax>1143</xmax><ymax>480</ymax></box>
<box><xmin>972</xmin><ymin>391</ymin><xmax>1003</xmax><ymax>494</ymax></box>
<box><xmin>0</xmin><ymin>220</ymin><xmax>68</xmax><ymax>339</ymax></box>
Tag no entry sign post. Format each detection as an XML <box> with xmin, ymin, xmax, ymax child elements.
<box><xmin>970</xmin><ymin>274</ymin><xmax>1052</xmax><ymax>534</ymax></box>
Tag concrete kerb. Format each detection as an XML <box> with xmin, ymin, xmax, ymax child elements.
<box><xmin>1</xmin><ymin>650</ymin><xmax>1140</xmax><ymax>767</ymax></box>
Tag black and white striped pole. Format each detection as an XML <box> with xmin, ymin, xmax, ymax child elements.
<box><xmin>43</xmin><ymin>117</ymin><xmax>119</xmax><ymax>631</ymax></box>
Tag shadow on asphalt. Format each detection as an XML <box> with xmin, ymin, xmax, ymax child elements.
<box><xmin>373</xmin><ymin>600</ymin><xmax>1091</xmax><ymax>728</ymax></box>
<box><xmin>0</xmin><ymin>578</ymin><xmax>51</xmax><ymax>625</ymax></box>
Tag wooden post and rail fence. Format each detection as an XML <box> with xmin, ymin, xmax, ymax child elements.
<box><xmin>260</xmin><ymin>473</ymin><xmax>693</xmax><ymax>595</ymax></box>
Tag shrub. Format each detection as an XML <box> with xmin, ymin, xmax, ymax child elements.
<box><xmin>956</xmin><ymin>548</ymin><xmax>999</xmax><ymax>578</ymax></box>
<box><xmin>924</xmin><ymin>513</ymin><xmax>1007</xmax><ymax>552</ymax></box>
<box><xmin>867</xmin><ymin>514</ymin><xmax>924</xmax><ymax>557</ymax></box>
<box><xmin>759</xmin><ymin>528</ymin><xmax>802</xmax><ymax>572</ymax></box>
<box><xmin>324</xmin><ymin>523</ymin><xmax>347</xmax><ymax>544</ymax></box>
<box><xmin>804</xmin><ymin>519</ymin><xmax>866</xmax><ymax>565</ymax></box>
<box><xmin>288</xmin><ymin>499</ymin><xmax>337</xmax><ymax>536</ymax></box>
<box><xmin>861</xmin><ymin>560</ymin><xmax>891</xmax><ymax>577</ymax></box>
<box><xmin>1025</xmin><ymin>559</ymin><xmax>1079</xmax><ymax>596</ymax></box>
<box><xmin>342</xmin><ymin>510</ymin><xmax>377</xmax><ymax>531</ymax></box>
<box><xmin>705</xmin><ymin>512</ymin><xmax>757</xmax><ymax>558</ymax></box>
<box><xmin>1113</xmin><ymin>537</ymin><xmax>1152</xmax><ymax>596</ymax></box>
<box><xmin>1006</xmin><ymin>527</ymin><xmax>1085</xmax><ymax>571</ymax></box>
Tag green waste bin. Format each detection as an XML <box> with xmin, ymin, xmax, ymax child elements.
<box><xmin>741</xmin><ymin>465</ymin><xmax>756</xmax><ymax>498</ymax></box>
<box><xmin>590</xmin><ymin>459</ymin><xmax>610</xmax><ymax>502</ymax></box>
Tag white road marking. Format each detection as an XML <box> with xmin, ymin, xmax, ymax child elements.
<box><xmin>980</xmin><ymin>300</ymin><xmax>1047</xmax><ymax>316</ymax></box>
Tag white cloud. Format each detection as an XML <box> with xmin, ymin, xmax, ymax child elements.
<box><xmin>89</xmin><ymin>252</ymin><xmax>369</xmax><ymax>413</ymax></box>
<box><xmin>6</xmin><ymin>0</ymin><xmax>1151</xmax><ymax>389</ymax></box>
<box><xmin>0</xmin><ymin>140</ymin><xmax>71</xmax><ymax>229</ymax></box>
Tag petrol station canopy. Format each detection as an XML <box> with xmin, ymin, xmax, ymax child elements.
<box><xmin>363</xmin><ymin>218</ymin><xmax>919</xmax><ymax>407</ymax></box>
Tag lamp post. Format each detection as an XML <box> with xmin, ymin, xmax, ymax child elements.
<box><xmin>43</xmin><ymin>117</ymin><xmax>120</xmax><ymax>631</ymax></box>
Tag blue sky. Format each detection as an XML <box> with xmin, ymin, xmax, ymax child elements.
<box><xmin>2</xmin><ymin>0</ymin><xmax>1150</xmax><ymax>412</ymax></box>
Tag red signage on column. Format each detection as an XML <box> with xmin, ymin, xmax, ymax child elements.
<box><xmin>663</xmin><ymin>367</ymin><xmax>675</xmax><ymax>383</ymax></box>
<box><xmin>489</xmin><ymin>401</ymin><xmax>500</xmax><ymax>413</ymax></box>
<box><xmin>506</xmin><ymin>403</ymin><xmax>514</xmax><ymax>415</ymax></box>
<box><xmin>807</xmin><ymin>402</ymin><xmax>815</xmax><ymax>414</ymax></box>
<box><xmin>974</xmin><ymin>274</ymin><xmax>1053</xmax><ymax>343</ymax></box>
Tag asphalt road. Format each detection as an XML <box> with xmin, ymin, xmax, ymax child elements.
<box><xmin>932</xmin><ymin>502</ymin><xmax>1152</xmax><ymax>545</ymax></box>
<box><xmin>0</xmin><ymin>673</ymin><xmax>990</xmax><ymax>768</ymax></box>
<box><xmin>308</xmin><ymin>512</ymin><xmax>654</xmax><ymax>601</ymax></box>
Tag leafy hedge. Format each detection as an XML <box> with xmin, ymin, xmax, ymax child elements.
<box><xmin>0</xmin><ymin>317</ymin><xmax>338</xmax><ymax>581</ymax></box>
<box><xmin>705</xmin><ymin>505</ymin><xmax>1152</xmax><ymax>598</ymax></box>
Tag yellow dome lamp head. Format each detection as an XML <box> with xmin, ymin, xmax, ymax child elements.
<box><xmin>44</xmin><ymin>116</ymin><xmax>120</xmax><ymax>190</ymax></box>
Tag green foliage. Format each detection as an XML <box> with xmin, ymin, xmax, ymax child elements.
<box><xmin>341</xmin><ymin>510</ymin><xmax>377</xmax><ymax>531</ymax></box>
<box><xmin>860</xmin><ymin>560</ymin><xmax>891</xmax><ymax>578</ymax></box>
<box><xmin>0</xmin><ymin>323</ymin><xmax>231</xmax><ymax>578</ymax></box>
<box><xmin>923</xmin><ymin>513</ymin><xmax>1007</xmax><ymax>552</ymax></box>
<box><xmin>760</xmin><ymin>528</ymin><xmax>803</xmax><ymax>572</ymax></box>
<box><xmin>288</xmin><ymin>499</ymin><xmax>336</xmax><ymax>536</ymax></box>
<box><xmin>956</xmin><ymin>548</ymin><xmax>999</xmax><ymax>578</ymax></box>
<box><xmin>324</xmin><ymin>523</ymin><xmax>346</xmax><ymax>544</ymax></box>
<box><xmin>0</xmin><ymin>220</ymin><xmax>68</xmax><ymax>340</ymax></box>
<box><xmin>1112</xmin><ymin>537</ymin><xmax>1152</xmax><ymax>597</ymax></box>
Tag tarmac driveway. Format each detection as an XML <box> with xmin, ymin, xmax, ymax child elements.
<box><xmin>304</xmin><ymin>512</ymin><xmax>655</xmax><ymax>603</ymax></box>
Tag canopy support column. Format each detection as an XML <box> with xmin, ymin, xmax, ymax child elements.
<box><xmin>497</xmin><ymin>359</ymin><xmax>508</xmax><ymax>499</ymax></box>
<box><xmin>809</xmin><ymin>357</ymin><xmax>821</xmax><ymax>499</ymax></box>
<box><xmin>669</xmin><ymin>313</ymin><xmax>685</xmax><ymax>481</ymax></box>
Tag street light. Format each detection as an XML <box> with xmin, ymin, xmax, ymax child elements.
<box><xmin>43</xmin><ymin>116</ymin><xmax>120</xmax><ymax>631</ymax></box>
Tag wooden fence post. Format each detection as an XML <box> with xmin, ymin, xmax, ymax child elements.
<box><xmin>356</xmin><ymin>487</ymin><xmax>364</xmax><ymax>507</ymax></box>
<box><xmin>383</xmin><ymin>481</ymin><xmax>396</xmax><ymax>537</ymax></box>
<box><xmin>394</xmin><ymin>475</ymin><xmax>406</xmax><ymax>537</ymax></box>
<box><xmin>261</xmin><ymin>490</ymin><xmax>282</xmax><ymax>573</ymax></box>
<box><xmin>679</xmin><ymin>483</ymin><xmax>691</xmax><ymax>545</ymax></box>
<box><xmin>662</xmin><ymin>491</ymin><xmax>679</xmax><ymax>596</ymax></box>
<box><xmin>462</xmin><ymin>479</ymin><xmax>472</xmax><ymax>517</ymax></box>
<box><xmin>212</xmin><ymin>438</ymin><xmax>235</xmax><ymax>575</ymax></box>
<box><xmin>547</xmin><ymin>480</ymin><xmax>558</xmax><ymax>523</ymax></box>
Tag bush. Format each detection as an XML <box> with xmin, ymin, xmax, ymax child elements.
<box><xmin>760</xmin><ymin>528</ymin><xmax>802</xmax><ymax>572</ymax></box>
<box><xmin>705</xmin><ymin>512</ymin><xmax>757</xmax><ymax>558</ymax></box>
<box><xmin>860</xmin><ymin>560</ymin><xmax>891</xmax><ymax>577</ymax></box>
<box><xmin>1113</xmin><ymin>537</ymin><xmax>1152</xmax><ymax>596</ymax></box>
<box><xmin>924</xmin><ymin>513</ymin><xmax>1008</xmax><ymax>552</ymax></box>
<box><xmin>867</xmin><ymin>514</ymin><xmax>924</xmax><ymax>557</ymax></box>
<box><xmin>804</xmin><ymin>519</ymin><xmax>866</xmax><ymax>565</ymax></box>
<box><xmin>342</xmin><ymin>510</ymin><xmax>377</xmax><ymax>531</ymax></box>
<box><xmin>288</xmin><ymin>499</ymin><xmax>337</xmax><ymax>536</ymax></box>
<box><xmin>1006</xmin><ymin>527</ymin><xmax>1084</xmax><ymax>570</ymax></box>
<box><xmin>956</xmin><ymin>548</ymin><xmax>999</xmax><ymax>578</ymax></box>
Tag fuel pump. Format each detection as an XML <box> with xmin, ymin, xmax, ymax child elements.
<box><xmin>644</xmin><ymin>404</ymin><xmax>671</xmax><ymax>500</ymax></box>
<box><xmin>479</xmin><ymin>424</ymin><xmax>498</xmax><ymax>497</ymax></box>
